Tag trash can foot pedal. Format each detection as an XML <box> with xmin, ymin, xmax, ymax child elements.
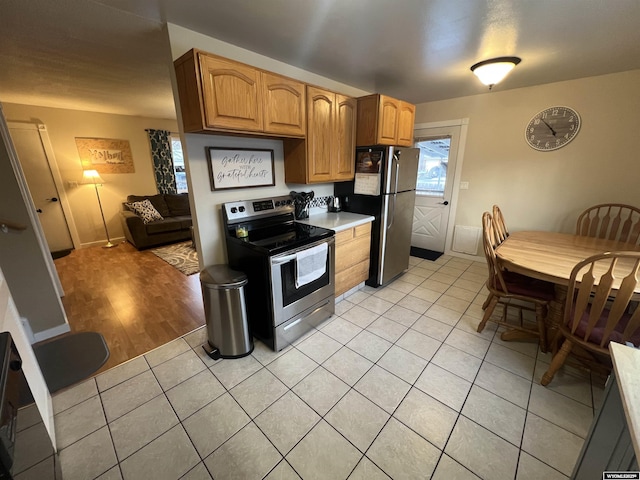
<box><xmin>203</xmin><ymin>343</ymin><xmax>221</xmax><ymax>360</ymax></box>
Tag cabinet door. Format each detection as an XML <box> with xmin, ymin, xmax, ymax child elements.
<box><xmin>333</xmin><ymin>94</ymin><xmax>357</xmax><ymax>181</ymax></box>
<box><xmin>262</xmin><ymin>72</ymin><xmax>306</xmax><ymax>137</ymax></box>
<box><xmin>198</xmin><ymin>54</ymin><xmax>263</xmax><ymax>132</ymax></box>
<box><xmin>397</xmin><ymin>101</ymin><xmax>416</xmax><ymax>147</ymax></box>
<box><xmin>377</xmin><ymin>95</ymin><xmax>400</xmax><ymax>145</ymax></box>
<box><xmin>306</xmin><ymin>86</ymin><xmax>335</xmax><ymax>183</ymax></box>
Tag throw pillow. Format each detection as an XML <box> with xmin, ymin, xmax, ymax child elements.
<box><xmin>126</xmin><ymin>199</ymin><xmax>164</xmax><ymax>224</ymax></box>
<box><xmin>127</xmin><ymin>194</ymin><xmax>170</xmax><ymax>217</ymax></box>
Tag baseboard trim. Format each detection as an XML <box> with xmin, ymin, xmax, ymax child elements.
<box><xmin>33</xmin><ymin>322</ymin><xmax>71</xmax><ymax>343</ymax></box>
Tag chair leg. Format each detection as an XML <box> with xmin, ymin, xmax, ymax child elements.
<box><xmin>535</xmin><ymin>304</ymin><xmax>548</xmax><ymax>353</ymax></box>
<box><xmin>482</xmin><ymin>293</ymin><xmax>494</xmax><ymax>311</ymax></box>
<box><xmin>541</xmin><ymin>338</ymin><xmax>573</xmax><ymax>386</ymax></box>
<box><xmin>477</xmin><ymin>296</ymin><xmax>499</xmax><ymax>333</ymax></box>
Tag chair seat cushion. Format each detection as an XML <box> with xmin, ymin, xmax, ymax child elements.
<box><xmin>572</xmin><ymin>306</ymin><xmax>640</xmax><ymax>347</ymax></box>
<box><xmin>497</xmin><ymin>271</ymin><xmax>555</xmax><ymax>301</ymax></box>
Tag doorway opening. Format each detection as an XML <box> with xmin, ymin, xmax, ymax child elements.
<box><xmin>411</xmin><ymin>123</ymin><xmax>463</xmax><ymax>256</ymax></box>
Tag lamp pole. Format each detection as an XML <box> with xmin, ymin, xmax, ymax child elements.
<box><xmin>93</xmin><ymin>181</ymin><xmax>116</xmax><ymax>248</ymax></box>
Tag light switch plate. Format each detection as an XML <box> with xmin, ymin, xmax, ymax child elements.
<box><xmin>459</xmin><ymin>182</ymin><xmax>469</xmax><ymax>190</ymax></box>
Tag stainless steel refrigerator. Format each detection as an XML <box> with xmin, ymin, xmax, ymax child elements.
<box><xmin>334</xmin><ymin>145</ymin><xmax>419</xmax><ymax>287</ymax></box>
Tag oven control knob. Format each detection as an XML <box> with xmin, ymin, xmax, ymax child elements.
<box><xmin>275</xmin><ymin>201</ymin><xmax>281</xmax><ymax>206</ymax></box>
<box><xmin>230</xmin><ymin>207</ymin><xmax>237</xmax><ymax>213</ymax></box>
<box><xmin>238</xmin><ymin>206</ymin><xmax>245</xmax><ymax>212</ymax></box>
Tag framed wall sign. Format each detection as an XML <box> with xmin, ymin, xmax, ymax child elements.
<box><xmin>75</xmin><ymin>137</ymin><xmax>135</xmax><ymax>173</ymax></box>
<box><xmin>206</xmin><ymin>148</ymin><xmax>275</xmax><ymax>190</ymax></box>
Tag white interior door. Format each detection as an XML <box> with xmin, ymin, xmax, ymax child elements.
<box><xmin>412</xmin><ymin>125</ymin><xmax>460</xmax><ymax>252</ymax></box>
<box><xmin>8</xmin><ymin>123</ymin><xmax>75</xmax><ymax>253</ymax></box>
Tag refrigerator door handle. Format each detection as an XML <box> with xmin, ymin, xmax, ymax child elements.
<box><xmin>388</xmin><ymin>193</ymin><xmax>396</xmax><ymax>229</ymax></box>
<box><xmin>392</xmin><ymin>151</ymin><xmax>400</xmax><ymax>195</ymax></box>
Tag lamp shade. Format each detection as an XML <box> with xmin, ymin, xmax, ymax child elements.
<box><xmin>470</xmin><ymin>57</ymin><xmax>521</xmax><ymax>87</ymax></box>
<box><xmin>81</xmin><ymin>169</ymin><xmax>105</xmax><ymax>185</ymax></box>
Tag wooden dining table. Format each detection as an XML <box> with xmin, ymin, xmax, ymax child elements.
<box><xmin>495</xmin><ymin>230</ymin><xmax>640</xmax><ymax>344</ymax></box>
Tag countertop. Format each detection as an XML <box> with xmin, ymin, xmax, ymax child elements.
<box><xmin>610</xmin><ymin>342</ymin><xmax>640</xmax><ymax>457</ymax></box>
<box><xmin>296</xmin><ymin>211</ymin><xmax>374</xmax><ymax>233</ymax></box>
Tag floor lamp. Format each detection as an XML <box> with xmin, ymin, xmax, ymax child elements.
<box><xmin>81</xmin><ymin>169</ymin><xmax>116</xmax><ymax>248</ymax></box>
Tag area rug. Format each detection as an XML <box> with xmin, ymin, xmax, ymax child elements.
<box><xmin>151</xmin><ymin>241</ymin><xmax>200</xmax><ymax>275</ymax></box>
<box><xmin>410</xmin><ymin>246</ymin><xmax>443</xmax><ymax>261</ymax></box>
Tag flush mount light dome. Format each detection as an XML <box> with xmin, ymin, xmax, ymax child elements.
<box><xmin>470</xmin><ymin>56</ymin><xmax>521</xmax><ymax>89</ymax></box>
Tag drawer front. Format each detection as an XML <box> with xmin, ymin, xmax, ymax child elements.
<box><xmin>335</xmin><ymin>228</ymin><xmax>355</xmax><ymax>246</ymax></box>
<box><xmin>336</xmin><ymin>234</ymin><xmax>370</xmax><ymax>272</ymax></box>
<box><xmin>354</xmin><ymin>222</ymin><xmax>371</xmax><ymax>237</ymax></box>
<box><xmin>335</xmin><ymin>260</ymin><xmax>370</xmax><ymax>296</ymax></box>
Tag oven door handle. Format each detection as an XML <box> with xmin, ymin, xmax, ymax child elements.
<box><xmin>272</xmin><ymin>254</ymin><xmax>297</xmax><ymax>266</ymax></box>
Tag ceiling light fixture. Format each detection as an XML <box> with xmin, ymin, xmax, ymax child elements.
<box><xmin>470</xmin><ymin>56</ymin><xmax>521</xmax><ymax>90</ymax></box>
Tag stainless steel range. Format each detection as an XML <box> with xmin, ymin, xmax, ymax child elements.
<box><xmin>222</xmin><ymin>194</ymin><xmax>335</xmax><ymax>351</ymax></box>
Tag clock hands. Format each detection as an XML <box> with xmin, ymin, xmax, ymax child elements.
<box><xmin>541</xmin><ymin>119</ymin><xmax>557</xmax><ymax>137</ymax></box>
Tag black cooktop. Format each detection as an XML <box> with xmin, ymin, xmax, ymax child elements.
<box><xmin>230</xmin><ymin>222</ymin><xmax>334</xmax><ymax>256</ymax></box>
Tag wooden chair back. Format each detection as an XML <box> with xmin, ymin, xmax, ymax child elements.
<box><xmin>482</xmin><ymin>212</ymin><xmax>508</xmax><ymax>293</ymax></box>
<box><xmin>576</xmin><ymin>204</ymin><xmax>640</xmax><ymax>244</ymax></box>
<box><xmin>492</xmin><ymin>205</ymin><xmax>509</xmax><ymax>244</ymax></box>
<box><xmin>564</xmin><ymin>251</ymin><xmax>640</xmax><ymax>352</ymax></box>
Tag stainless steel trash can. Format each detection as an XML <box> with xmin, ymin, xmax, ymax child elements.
<box><xmin>200</xmin><ymin>265</ymin><xmax>253</xmax><ymax>359</ymax></box>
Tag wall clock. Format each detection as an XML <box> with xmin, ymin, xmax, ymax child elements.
<box><xmin>525</xmin><ymin>106</ymin><xmax>581</xmax><ymax>151</ymax></box>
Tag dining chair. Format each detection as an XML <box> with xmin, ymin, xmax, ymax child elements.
<box><xmin>492</xmin><ymin>204</ymin><xmax>509</xmax><ymax>245</ymax></box>
<box><xmin>477</xmin><ymin>212</ymin><xmax>555</xmax><ymax>352</ymax></box>
<box><xmin>481</xmin><ymin>205</ymin><xmax>510</xmax><ymax>310</ymax></box>
<box><xmin>541</xmin><ymin>251</ymin><xmax>640</xmax><ymax>386</ymax></box>
<box><xmin>576</xmin><ymin>204</ymin><xmax>640</xmax><ymax>244</ymax></box>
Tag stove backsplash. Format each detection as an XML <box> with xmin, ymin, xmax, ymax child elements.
<box><xmin>309</xmin><ymin>196</ymin><xmax>331</xmax><ymax>208</ymax></box>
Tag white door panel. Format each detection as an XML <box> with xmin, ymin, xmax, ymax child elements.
<box><xmin>412</xmin><ymin>202</ymin><xmax>446</xmax><ymax>249</ymax></box>
<box><xmin>8</xmin><ymin>124</ymin><xmax>74</xmax><ymax>252</ymax></box>
<box><xmin>411</xmin><ymin>125</ymin><xmax>460</xmax><ymax>252</ymax></box>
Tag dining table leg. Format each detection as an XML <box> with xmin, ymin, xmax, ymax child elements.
<box><xmin>546</xmin><ymin>284</ymin><xmax>568</xmax><ymax>351</ymax></box>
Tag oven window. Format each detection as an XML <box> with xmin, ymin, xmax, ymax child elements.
<box><xmin>280</xmin><ymin>257</ymin><xmax>330</xmax><ymax>307</ymax></box>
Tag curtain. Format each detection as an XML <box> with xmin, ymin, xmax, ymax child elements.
<box><xmin>145</xmin><ymin>129</ymin><xmax>177</xmax><ymax>194</ymax></box>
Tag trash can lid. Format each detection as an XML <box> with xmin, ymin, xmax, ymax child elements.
<box><xmin>200</xmin><ymin>264</ymin><xmax>248</xmax><ymax>289</ymax></box>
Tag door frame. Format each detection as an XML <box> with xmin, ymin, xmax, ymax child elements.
<box><xmin>8</xmin><ymin>122</ymin><xmax>81</xmax><ymax>249</ymax></box>
<box><xmin>413</xmin><ymin>118</ymin><xmax>469</xmax><ymax>258</ymax></box>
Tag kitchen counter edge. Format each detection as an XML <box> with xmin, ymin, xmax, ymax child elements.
<box><xmin>296</xmin><ymin>212</ymin><xmax>374</xmax><ymax>233</ymax></box>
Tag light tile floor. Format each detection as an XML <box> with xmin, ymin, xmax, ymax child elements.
<box><xmin>46</xmin><ymin>255</ymin><xmax>605</xmax><ymax>480</ymax></box>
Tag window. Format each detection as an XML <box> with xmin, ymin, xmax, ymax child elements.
<box><xmin>170</xmin><ymin>135</ymin><xmax>188</xmax><ymax>193</ymax></box>
<box><xmin>415</xmin><ymin>135</ymin><xmax>450</xmax><ymax>196</ymax></box>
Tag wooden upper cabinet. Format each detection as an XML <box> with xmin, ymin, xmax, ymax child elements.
<box><xmin>261</xmin><ymin>72</ymin><xmax>306</xmax><ymax>137</ymax></box>
<box><xmin>397</xmin><ymin>101</ymin><xmax>416</xmax><ymax>146</ymax></box>
<box><xmin>356</xmin><ymin>94</ymin><xmax>416</xmax><ymax>147</ymax></box>
<box><xmin>334</xmin><ymin>94</ymin><xmax>357</xmax><ymax>181</ymax></box>
<box><xmin>377</xmin><ymin>95</ymin><xmax>400</xmax><ymax>145</ymax></box>
<box><xmin>173</xmin><ymin>49</ymin><xmax>305</xmax><ymax>137</ymax></box>
<box><xmin>284</xmin><ymin>86</ymin><xmax>357</xmax><ymax>184</ymax></box>
<box><xmin>198</xmin><ymin>54</ymin><xmax>263</xmax><ymax>132</ymax></box>
<box><xmin>306</xmin><ymin>86</ymin><xmax>335</xmax><ymax>183</ymax></box>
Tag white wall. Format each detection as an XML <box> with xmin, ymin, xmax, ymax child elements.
<box><xmin>1</xmin><ymin>103</ymin><xmax>178</xmax><ymax>247</ymax></box>
<box><xmin>415</xmin><ymin>70</ymin><xmax>640</xmax><ymax>249</ymax></box>
<box><xmin>166</xmin><ymin>24</ymin><xmax>371</xmax><ymax>267</ymax></box>
<box><xmin>0</xmin><ymin>266</ymin><xmax>56</xmax><ymax>449</ymax></box>
<box><xmin>0</xmin><ymin>106</ymin><xmax>68</xmax><ymax>337</ymax></box>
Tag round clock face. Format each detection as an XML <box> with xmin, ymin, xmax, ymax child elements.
<box><xmin>525</xmin><ymin>106</ymin><xmax>581</xmax><ymax>151</ymax></box>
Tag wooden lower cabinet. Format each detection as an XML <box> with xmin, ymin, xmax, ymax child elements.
<box><xmin>334</xmin><ymin>222</ymin><xmax>371</xmax><ymax>296</ymax></box>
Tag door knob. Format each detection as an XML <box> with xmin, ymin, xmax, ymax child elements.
<box><xmin>36</xmin><ymin>209</ymin><xmax>43</xmax><ymax>213</ymax></box>
<box><xmin>438</xmin><ymin>201</ymin><xmax>449</xmax><ymax>205</ymax></box>
<box><xmin>46</xmin><ymin>197</ymin><xmax>58</xmax><ymax>202</ymax></box>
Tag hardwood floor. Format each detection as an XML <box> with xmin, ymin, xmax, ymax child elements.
<box><xmin>53</xmin><ymin>241</ymin><xmax>205</xmax><ymax>373</ymax></box>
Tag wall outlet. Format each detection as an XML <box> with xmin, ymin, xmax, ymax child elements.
<box><xmin>459</xmin><ymin>182</ymin><xmax>469</xmax><ymax>190</ymax></box>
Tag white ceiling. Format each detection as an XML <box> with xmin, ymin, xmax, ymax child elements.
<box><xmin>2</xmin><ymin>0</ymin><xmax>640</xmax><ymax>119</ymax></box>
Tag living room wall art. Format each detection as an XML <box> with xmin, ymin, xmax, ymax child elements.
<box><xmin>206</xmin><ymin>147</ymin><xmax>275</xmax><ymax>190</ymax></box>
<box><xmin>75</xmin><ymin>137</ymin><xmax>135</xmax><ymax>174</ymax></box>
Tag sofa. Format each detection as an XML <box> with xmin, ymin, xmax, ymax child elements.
<box><xmin>120</xmin><ymin>193</ymin><xmax>192</xmax><ymax>250</ymax></box>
